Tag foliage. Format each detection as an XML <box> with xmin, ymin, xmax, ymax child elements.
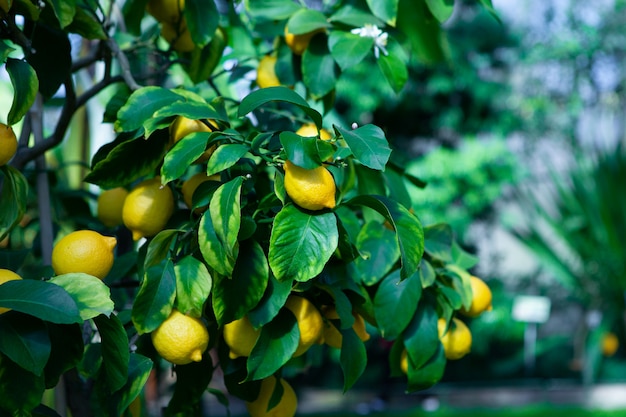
<box><xmin>0</xmin><ymin>0</ymin><xmax>499</xmax><ymax>415</ymax></box>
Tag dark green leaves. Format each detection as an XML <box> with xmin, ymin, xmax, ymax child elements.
<box><xmin>175</xmin><ymin>256</ymin><xmax>212</xmax><ymax>318</ymax></box>
<box><xmin>279</xmin><ymin>132</ymin><xmax>333</xmax><ymax>169</ymax></box>
<box><xmin>269</xmin><ymin>206</ymin><xmax>338</xmax><ymax>282</ymax></box>
<box><xmin>339</xmin><ymin>329</ymin><xmax>367</xmax><ymax>391</ymax></box>
<box><xmin>0</xmin><ymin>314</ymin><xmax>50</xmax><ymax>376</ymax></box>
<box><xmin>25</xmin><ymin>21</ymin><xmax>71</xmax><ymax>98</ymax></box>
<box><xmin>351</xmin><ymin>221</ymin><xmax>399</xmax><ymax>285</ymax></box>
<box><xmin>0</xmin><ymin>280</ymin><xmax>82</xmax><ymax>324</ymax></box>
<box><xmin>335</xmin><ymin>124</ymin><xmax>391</xmax><ymax>171</ymax></box>
<box><xmin>366</xmin><ymin>0</ymin><xmax>398</xmax><ymax>25</ymax></box>
<box><xmin>425</xmin><ymin>0</ymin><xmax>455</xmax><ymax>23</ymax></box>
<box><xmin>397</xmin><ymin>0</ymin><xmax>448</xmax><ymax>65</ymax></box>
<box><xmin>93</xmin><ymin>314</ymin><xmax>129</xmax><ymax>393</ymax></box>
<box><xmin>206</xmin><ymin>144</ymin><xmax>249</xmax><ymax>177</ymax></box>
<box><xmin>328</xmin><ymin>32</ymin><xmax>374</xmax><ymax>70</ymax></box>
<box><xmin>302</xmin><ymin>35</ymin><xmax>339</xmax><ymax>99</ymax></box>
<box><xmin>0</xmin><ymin>166</ymin><xmax>28</xmax><ymax>241</ymax></box>
<box><xmin>184</xmin><ymin>0</ymin><xmax>218</xmax><ymax>47</ymax></box>
<box><xmin>238</xmin><ymin>87</ymin><xmax>323</xmax><ymax>128</ymax></box>
<box><xmin>244</xmin><ymin>0</ymin><xmax>301</xmax><ymax>20</ymax></box>
<box><xmin>131</xmin><ymin>260</ymin><xmax>176</xmax><ymax>334</ymax></box>
<box><xmin>6</xmin><ymin>58</ymin><xmax>38</xmax><ymax>125</ymax></box>
<box><xmin>373</xmin><ymin>270</ymin><xmax>422</xmax><ymax>339</ymax></box>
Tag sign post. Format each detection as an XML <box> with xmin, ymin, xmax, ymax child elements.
<box><xmin>512</xmin><ymin>295</ymin><xmax>551</xmax><ymax>377</ymax></box>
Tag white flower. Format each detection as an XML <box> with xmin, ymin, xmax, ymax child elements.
<box><xmin>350</xmin><ymin>24</ymin><xmax>389</xmax><ymax>58</ymax></box>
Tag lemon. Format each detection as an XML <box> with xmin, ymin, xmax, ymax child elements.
<box><xmin>151</xmin><ymin>309</ymin><xmax>209</xmax><ymax>365</ymax></box>
<box><xmin>400</xmin><ymin>349</ymin><xmax>409</xmax><ymax>374</ymax></box>
<box><xmin>245</xmin><ymin>376</ymin><xmax>297</xmax><ymax>417</ymax></box>
<box><xmin>120</xmin><ymin>395</ymin><xmax>141</xmax><ymax>417</ymax></box>
<box><xmin>438</xmin><ymin>318</ymin><xmax>472</xmax><ymax>360</ymax></box>
<box><xmin>0</xmin><ymin>123</ymin><xmax>17</xmax><ymax>166</ymax></box>
<box><xmin>161</xmin><ymin>21</ymin><xmax>195</xmax><ymax>53</ymax></box>
<box><xmin>284</xmin><ymin>25</ymin><xmax>324</xmax><ymax>56</ymax></box>
<box><xmin>51</xmin><ymin>230</ymin><xmax>117</xmax><ymax>279</ymax></box>
<box><xmin>181</xmin><ymin>172</ymin><xmax>220</xmax><ymax>212</ymax></box>
<box><xmin>296</xmin><ymin>123</ymin><xmax>332</xmax><ymax>141</ymax></box>
<box><xmin>169</xmin><ymin>116</ymin><xmax>218</xmax><ymax>163</ymax></box>
<box><xmin>320</xmin><ymin>305</ymin><xmax>370</xmax><ymax>349</ymax></box>
<box><xmin>0</xmin><ymin>269</ymin><xmax>22</xmax><ymax>314</ymax></box>
<box><xmin>602</xmin><ymin>332</ymin><xmax>619</xmax><ymax>357</ymax></box>
<box><xmin>284</xmin><ymin>295</ymin><xmax>324</xmax><ymax>357</ymax></box>
<box><xmin>460</xmin><ymin>276</ymin><xmax>493</xmax><ymax>318</ymax></box>
<box><xmin>97</xmin><ymin>187</ymin><xmax>129</xmax><ymax>228</ymax></box>
<box><xmin>223</xmin><ymin>315</ymin><xmax>261</xmax><ymax>359</ymax></box>
<box><xmin>122</xmin><ymin>177</ymin><xmax>174</xmax><ymax>241</ymax></box>
<box><xmin>283</xmin><ymin>160</ymin><xmax>336</xmax><ymax>211</ymax></box>
<box><xmin>256</xmin><ymin>56</ymin><xmax>281</xmax><ymax>89</ymax></box>
<box><xmin>146</xmin><ymin>0</ymin><xmax>184</xmax><ymax>24</ymax></box>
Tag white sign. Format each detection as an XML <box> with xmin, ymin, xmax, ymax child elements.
<box><xmin>512</xmin><ymin>295</ymin><xmax>551</xmax><ymax>323</ymax></box>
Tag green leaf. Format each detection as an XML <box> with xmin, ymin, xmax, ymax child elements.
<box><xmin>210</xmin><ymin>177</ymin><xmax>244</xmax><ymax>261</ymax></box>
<box><xmin>0</xmin><ymin>280</ymin><xmax>81</xmax><ymax>324</ymax></box>
<box><xmin>406</xmin><ymin>343</ymin><xmax>446</xmax><ymax>391</ymax></box>
<box><xmin>424</xmin><ymin>223</ymin><xmax>453</xmax><ymax>262</ymax></box>
<box><xmin>366</xmin><ymin>0</ymin><xmax>398</xmax><ymax>25</ymax></box>
<box><xmin>329</xmin><ymin>4</ymin><xmax>384</xmax><ymax>27</ymax></box>
<box><xmin>285</xmin><ymin>8</ymin><xmax>330</xmax><ymax>34</ymax></box>
<box><xmin>397</xmin><ymin>0</ymin><xmax>448</xmax><ymax>64</ymax></box>
<box><xmin>114</xmin><ymin>87</ymin><xmax>185</xmax><ymax>133</ymax></box>
<box><xmin>243</xmin><ymin>0</ymin><xmax>301</xmax><ymax>20</ymax></box>
<box><xmin>151</xmin><ymin>100</ymin><xmax>223</xmax><ymax>123</ymax></box>
<box><xmin>445</xmin><ymin>264</ymin><xmax>473</xmax><ymax>310</ymax></box>
<box><xmin>85</xmin><ymin>133</ymin><xmax>169</xmax><ymax>189</ymax></box>
<box><xmin>269</xmin><ymin>205</ymin><xmax>338</xmax><ymax>282</ymax></box>
<box><xmin>184</xmin><ymin>0</ymin><xmax>218</xmax><ymax>47</ymax></box>
<box><xmin>161</xmin><ymin>132</ymin><xmax>212</xmax><ymax>184</ymax></box>
<box><xmin>145</xmin><ymin>229</ymin><xmax>179</xmax><ymax>269</ymax></box>
<box><xmin>206</xmin><ymin>144</ymin><xmax>249</xmax><ymax>177</ymax></box>
<box><xmin>0</xmin><ymin>41</ymin><xmax>15</xmax><ymax>62</ymax></box>
<box><xmin>478</xmin><ymin>0</ymin><xmax>501</xmax><ymax>23</ymax></box>
<box><xmin>335</xmin><ymin>124</ymin><xmax>391</xmax><ymax>171</ymax></box>
<box><xmin>302</xmin><ymin>35</ymin><xmax>339</xmax><ymax>99</ymax></box>
<box><xmin>339</xmin><ymin>328</ymin><xmax>367</xmax><ymax>392</ymax></box>
<box><xmin>131</xmin><ymin>260</ymin><xmax>176</xmax><ymax>334</ymax></box>
<box><xmin>378</xmin><ymin>49</ymin><xmax>408</xmax><ymax>93</ymax></box>
<box><xmin>279</xmin><ymin>131</ymin><xmax>334</xmax><ymax>169</ymax></box>
<box><xmin>373</xmin><ymin>270</ymin><xmax>422</xmax><ymax>339</ymax></box>
<box><xmin>402</xmin><ymin>299</ymin><xmax>439</xmax><ymax>369</ymax></box>
<box><xmin>248</xmin><ymin>275</ymin><xmax>293</xmax><ymax>328</ymax></box>
<box><xmin>122</xmin><ymin>0</ymin><xmax>149</xmax><ymax>35</ymax></box>
<box><xmin>166</xmin><ymin>354</ymin><xmax>214</xmax><ymax>415</ymax></box>
<box><xmin>49</xmin><ymin>274</ymin><xmax>114</xmax><ymax>320</ymax></box>
<box><xmin>328</xmin><ymin>31</ymin><xmax>374</xmax><ymax>70</ymax></box>
<box><xmin>246</xmin><ymin>309</ymin><xmax>299</xmax><ymax>381</ymax></box>
<box><xmin>66</xmin><ymin>2</ymin><xmax>107</xmax><ymax>39</ymax></box>
<box><xmin>94</xmin><ymin>314</ymin><xmax>130</xmax><ymax>393</ymax></box>
<box><xmin>185</xmin><ymin>27</ymin><xmax>228</xmax><ymax>84</ymax></box>
<box><xmin>0</xmin><ymin>354</ymin><xmax>45</xmax><ymax>415</ymax></box>
<box><xmin>451</xmin><ymin>241</ymin><xmax>479</xmax><ymax>269</ymax></box>
<box><xmin>0</xmin><ymin>166</ymin><xmax>28</xmax><ymax>241</ymax></box>
<box><xmin>352</xmin><ymin>221</ymin><xmax>400</xmax><ymax>285</ymax></box>
<box><xmin>97</xmin><ymin>353</ymin><xmax>153</xmax><ymax>417</ymax></box>
<box><xmin>174</xmin><ymin>256</ymin><xmax>212</xmax><ymax>318</ymax></box>
<box><xmin>43</xmin><ymin>323</ymin><xmax>83</xmax><ymax>389</ymax></box>
<box><xmin>199</xmin><ymin>210</ymin><xmax>234</xmax><ymax>276</ymax></box>
<box><xmin>0</xmin><ymin>314</ymin><xmax>50</xmax><ymax>376</ymax></box>
<box><xmin>212</xmin><ymin>240</ymin><xmax>268</xmax><ymax>326</ymax></box>
<box><xmin>347</xmin><ymin>195</ymin><xmax>424</xmax><ymax>279</ymax></box>
<box><xmin>425</xmin><ymin>0</ymin><xmax>455</xmax><ymax>22</ymax></box>
<box><xmin>45</xmin><ymin>0</ymin><xmax>76</xmax><ymax>27</ymax></box>
<box><xmin>6</xmin><ymin>58</ymin><xmax>38</xmax><ymax>126</ymax></box>
<box><xmin>238</xmin><ymin>86</ymin><xmax>323</xmax><ymax>128</ymax></box>
<box><xmin>419</xmin><ymin>259</ymin><xmax>436</xmax><ymax>288</ymax></box>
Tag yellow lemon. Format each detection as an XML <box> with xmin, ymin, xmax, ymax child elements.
<box><xmin>296</xmin><ymin>123</ymin><xmax>332</xmax><ymax>141</ymax></box>
<box><xmin>283</xmin><ymin>160</ymin><xmax>336</xmax><ymax>211</ymax></box>
<box><xmin>151</xmin><ymin>309</ymin><xmax>209</xmax><ymax>365</ymax></box>
<box><xmin>97</xmin><ymin>187</ymin><xmax>129</xmax><ymax>228</ymax></box>
<box><xmin>0</xmin><ymin>269</ymin><xmax>22</xmax><ymax>314</ymax></box>
<box><xmin>438</xmin><ymin>318</ymin><xmax>472</xmax><ymax>360</ymax></box>
<box><xmin>284</xmin><ymin>25</ymin><xmax>324</xmax><ymax>56</ymax></box>
<box><xmin>51</xmin><ymin>230</ymin><xmax>117</xmax><ymax>279</ymax></box>
<box><xmin>256</xmin><ymin>56</ymin><xmax>281</xmax><ymax>89</ymax></box>
<box><xmin>460</xmin><ymin>276</ymin><xmax>493</xmax><ymax>318</ymax></box>
<box><xmin>320</xmin><ymin>305</ymin><xmax>370</xmax><ymax>349</ymax></box>
<box><xmin>223</xmin><ymin>315</ymin><xmax>261</xmax><ymax>359</ymax></box>
<box><xmin>122</xmin><ymin>177</ymin><xmax>174</xmax><ymax>241</ymax></box>
<box><xmin>161</xmin><ymin>21</ymin><xmax>195</xmax><ymax>52</ymax></box>
<box><xmin>245</xmin><ymin>376</ymin><xmax>297</xmax><ymax>417</ymax></box>
<box><xmin>181</xmin><ymin>172</ymin><xmax>220</xmax><ymax>212</ymax></box>
<box><xmin>602</xmin><ymin>332</ymin><xmax>619</xmax><ymax>357</ymax></box>
<box><xmin>0</xmin><ymin>123</ymin><xmax>17</xmax><ymax>166</ymax></box>
<box><xmin>284</xmin><ymin>295</ymin><xmax>324</xmax><ymax>357</ymax></box>
<box><xmin>146</xmin><ymin>0</ymin><xmax>184</xmax><ymax>24</ymax></box>
<box><xmin>169</xmin><ymin>116</ymin><xmax>218</xmax><ymax>163</ymax></box>
<box><xmin>400</xmin><ymin>349</ymin><xmax>409</xmax><ymax>374</ymax></box>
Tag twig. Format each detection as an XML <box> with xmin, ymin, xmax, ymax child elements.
<box><xmin>106</xmin><ymin>36</ymin><xmax>141</xmax><ymax>91</ymax></box>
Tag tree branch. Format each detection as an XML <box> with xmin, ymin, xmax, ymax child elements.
<box><xmin>106</xmin><ymin>36</ymin><xmax>141</xmax><ymax>91</ymax></box>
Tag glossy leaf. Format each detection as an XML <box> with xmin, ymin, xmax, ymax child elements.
<box><xmin>0</xmin><ymin>280</ymin><xmax>81</xmax><ymax>324</ymax></box>
<box><xmin>352</xmin><ymin>221</ymin><xmax>400</xmax><ymax>285</ymax></box>
<box><xmin>407</xmin><ymin>343</ymin><xmax>446</xmax><ymax>392</ymax></box>
<box><xmin>199</xmin><ymin>209</ymin><xmax>234</xmax><ymax>277</ymax></box>
<box><xmin>366</xmin><ymin>0</ymin><xmax>398</xmax><ymax>25</ymax></box>
<box><xmin>285</xmin><ymin>8</ymin><xmax>330</xmax><ymax>34</ymax></box>
<box><xmin>161</xmin><ymin>132</ymin><xmax>212</xmax><ymax>184</ymax></box>
<box><xmin>279</xmin><ymin>131</ymin><xmax>334</xmax><ymax>169</ymax></box>
<box><xmin>445</xmin><ymin>264</ymin><xmax>473</xmax><ymax>310</ymax></box>
<box><xmin>302</xmin><ymin>35</ymin><xmax>339</xmax><ymax>99</ymax></box>
<box><xmin>114</xmin><ymin>87</ymin><xmax>185</xmax><ymax>133</ymax></box>
<box><xmin>184</xmin><ymin>0</ymin><xmax>218</xmax><ymax>47</ymax></box>
<box><xmin>424</xmin><ymin>223</ymin><xmax>453</xmax><ymax>262</ymax></box>
<box><xmin>334</xmin><ymin>124</ymin><xmax>391</xmax><ymax>171</ymax></box>
<box><xmin>210</xmin><ymin>177</ymin><xmax>244</xmax><ymax>261</ymax></box>
<box><xmin>94</xmin><ymin>314</ymin><xmax>129</xmax><ymax>393</ymax></box>
<box><xmin>98</xmin><ymin>353</ymin><xmax>153</xmax><ymax>417</ymax></box>
<box><xmin>185</xmin><ymin>27</ymin><xmax>228</xmax><ymax>84</ymax></box>
<box><xmin>46</xmin><ymin>0</ymin><xmax>76</xmax><ymax>27</ymax></box>
<box><xmin>373</xmin><ymin>270</ymin><xmax>422</xmax><ymax>339</ymax></box>
<box><xmin>6</xmin><ymin>58</ymin><xmax>38</xmax><ymax>126</ymax></box>
<box><xmin>339</xmin><ymin>328</ymin><xmax>367</xmax><ymax>392</ymax></box>
<box><xmin>212</xmin><ymin>240</ymin><xmax>268</xmax><ymax>326</ymax></box>
<box><xmin>206</xmin><ymin>144</ymin><xmax>249</xmax><ymax>177</ymax></box>
<box><xmin>0</xmin><ymin>166</ymin><xmax>28</xmax><ymax>241</ymax></box>
<box><xmin>175</xmin><ymin>256</ymin><xmax>212</xmax><ymax>318</ymax></box>
<box><xmin>238</xmin><ymin>86</ymin><xmax>323</xmax><ymax>128</ymax></box>
<box><xmin>0</xmin><ymin>313</ymin><xmax>50</xmax><ymax>376</ymax></box>
<box><xmin>0</xmin><ymin>354</ymin><xmax>45</xmax><ymax>415</ymax></box>
<box><xmin>66</xmin><ymin>3</ymin><xmax>108</xmax><ymax>39</ymax></box>
<box><xmin>397</xmin><ymin>0</ymin><xmax>448</xmax><ymax>64</ymax></box>
<box><xmin>243</xmin><ymin>0</ymin><xmax>301</xmax><ymax>20</ymax></box>
<box><xmin>131</xmin><ymin>260</ymin><xmax>176</xmax><ymax>334</ymax></box>
<box><xmin>167</xmin><ymin>354</ymin><xmax>214</xmax><ymax>415</ymax></box>
<box><xmin>378</xmin><ymin>49</ymin><xmax>408</xmax><ymax>93</ymax></box>
<box><xmin>330</xmin><ymin>4</ymin><xmax>384</xmax><ymax>27</ymax></box>
<box><xmin>269</xmin><ymin>205</ymin><xmax>338</xmax><ymax>282</ymax></box>
<box><xmin>419</xmin><ymin>259</ymin><xmax>437</xmax><ymax>288</ymax></box>
<box><xmin>328</xmin><ymin>31</ymin><xmax>374</xmax><ymax>70</ymax></box>
<box><xmin>425</xmin><ymin>0</ymin><xmax>455</xmax><ymax>22</ymax></box>
<box><xmin>49</xmin><ymin>273</ymin><xmax>114</xmax><ymax>320</ymax></box>
<box><xmin>248</xmin><ymin>275</ymin><xmax>293</xmax><ymax>328</ymax></box>
<box><xmin>121</xmin><ymin>0</ymin><xmax>148</xmax><ymax>35</ymax></box>
<box><xmin>403</xmin><ymin>300</ymin><xmax>439</xmax><ymax>369</ymax></box>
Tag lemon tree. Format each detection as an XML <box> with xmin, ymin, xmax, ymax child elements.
<box><xmin>0</xmin><ymin>0</ymin><xmax>501</xmax><ymax>416</ymax></box>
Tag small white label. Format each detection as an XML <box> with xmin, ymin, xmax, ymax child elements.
<box><xmin>512</xmin><ymin>295</ymin><xmax>551</xmax><ymax>323</ymax></box>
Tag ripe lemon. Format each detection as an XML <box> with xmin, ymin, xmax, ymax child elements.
<box><xmin>97</xmin><ymin>187</ymin><xmax>129</xmax><ymax>228</ymax></box>
<box><xmin>284</xmin><ymin>25</ymin><xmax>324</xmax><ymax>56</ymax></box>
<box><xmin>151</xmin><ymin>309</ymin><xmax>209</xmax><ymax>365</ymax></box>
<box><xmin>320</xmin><ymin>305</ymin><xmax>370</xmax><ymax>349</ymax></box>
<box><xmin>602</xmin><ymin>332</ymin><xmax>619</xmax><ymax>357</ymax></box>
<box><xmin>146</xmin><ymin>0</ymin><xmax>184</xmax><ymax>24</ymax></box>
<box><xmin>283</xmin><ymin>160</ymin><xmax>336</xmax><ymax>211</ymax></box>
<box><xmin>284</xmin><ymin>295</ymin><xmax>324</xmax><ymax>357</ymax></box>
<box><xmin>181</xmin><ymin>172</ymin><xmax>220</xmax><ymax>212</ymax></box>
<box><xmin>0</xmin><ymin>123</ymin><xmax>17</xmax><ymax>166</ymax></box>
<box><xmin>223</xmin><ymin>315</ymin><xmax>261</xmax><ymax>359</ymax></box>
<box><xmin>460</xmin><ymin>276</ymin><xmax>493</xmax><ymax>318</ymax></box>
<box><xmin>256</xmin><ymin>56</ymin><xmax>281</xmax><ymax>89</ymax></box>
<box><xmin>400</xmin><ymin>349</ymin><xmax>409</xmax><ymax>374</ymax></box>
<box><xmin>245</xmin><ymin>376</ymin><xmax>297</xmax><ymax>417</ymax></box>
<box><xmin>161</xmin><ymin>21</ymin><xmax>195</xmax><ymax>52</ymax></box>
<box><xmin>51</xmin><ymin>230</ymin><xmax>117</xmax><ymax>279</ymax></box>
<box><xmin>438</xmin><ymin>318</ymin><xmax>472</xmax><ymax>360</ymax></box>
<box><xmin>122</xmin><ymin>177</ymin><xmax>174</xmax><ymax>241</ymax></box>
<box><xmin>169</xmin><ymin>116</ymin><xmax>218</xmax><ymax>163</ymax></box>
<box><xmin>296</xmin><ymin>123</ymin><xmax>332</xmax><ymax>141</ymax></box>
<box><xmin>0</xmin><ymin>269</ymin><xmax>22</xmax><ymax>314</ymax></box>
